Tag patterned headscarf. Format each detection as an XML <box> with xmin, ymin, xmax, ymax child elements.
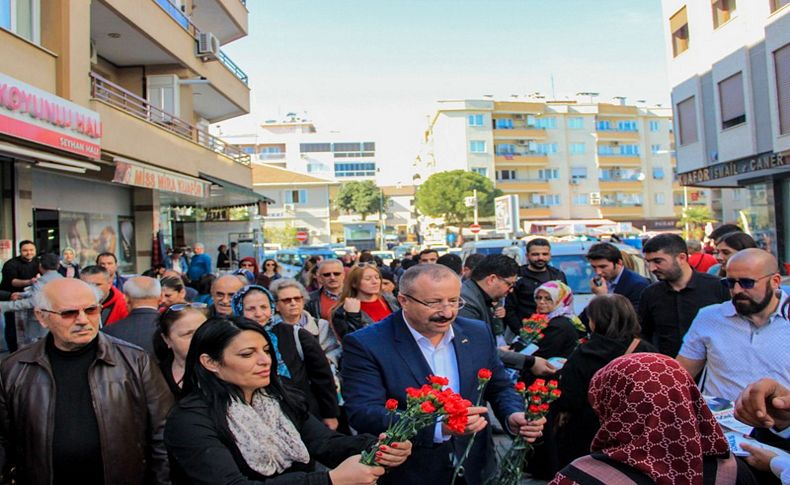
<box><xmin>231</xmin><ymin>285</ymin><xmax>291</xmax><ymax>379</ymax></box>
<box><xmin>534</xmin><ymin>280</ymin><xmax>585</xmax><ymax>333</ymax></box>
<box><xmin>588</xmin><ymin>353</ymin><xmax>730</xmax><ymax>485</ymax></box>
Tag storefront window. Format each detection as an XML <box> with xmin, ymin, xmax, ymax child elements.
<box><xmin>744</xmin><ymin>182</ymin><xmax>777</xmax><ymax>258</ymax></box>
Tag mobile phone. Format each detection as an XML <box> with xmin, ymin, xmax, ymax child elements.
<box><xmin>593</xmin><ymin>276</ymin><xmax>603</xmax><ymax>287</ymax></box>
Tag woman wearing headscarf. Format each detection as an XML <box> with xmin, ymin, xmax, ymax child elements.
<box><xmin>551</xmin><ymin>353</ymin><xmax>756</xmax><ymax>485</ymax></box>
<box><xmin>519</xmin><ymin>280</ymin><xmax>586</xmax><ymax>360</ymax></box>
<box><xmin>57</xmin><ymin>247</ymin><xmax>81</xmax><ymax>278</ymax></box>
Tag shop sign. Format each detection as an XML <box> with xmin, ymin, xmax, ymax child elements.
<box><xmin>0</xmin><ymin>73</ymin><xmax>102</xmax><ymax>160</ymax></box>
<box><xmin>113</xmin><ymin>162</ymin><xmax>209</xmax><ymax>198</ymax></box>
<box><xmin>678</xmin><ymin>152</ymin><xmax>786</xmax><ymax>186</ymax></box>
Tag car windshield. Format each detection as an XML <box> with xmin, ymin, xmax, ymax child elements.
<box><xmin>296</xmin><ymin>252</ymin><xmax>336</xmax><ymax>264</ymax></box>
<box><xmin>475</xmin><ymin>246</ymin><xmax>506</xmax><ymax>256</ymax></box>
<box><xmin>550</xmin><ymin>254</ymin><xmax>595</xmax><ymax>295</ymax></box>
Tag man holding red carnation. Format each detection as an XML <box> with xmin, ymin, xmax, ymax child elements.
<box><xmin>342</xmin><ymin>264</ymin><xmax>546</xmax><ymax>485</ymax></box>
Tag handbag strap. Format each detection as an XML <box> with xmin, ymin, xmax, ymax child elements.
<box><xmin>624</xmin><ymin>338</ymin><xmax>641</xmax><ymax>355</ymax></box>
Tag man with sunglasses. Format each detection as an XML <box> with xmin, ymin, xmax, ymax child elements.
<box><xmin>677</xmin><ymin>248</ymin><xmax>790</xmax><ymax>402</ymax></box>
<box><xmin>342</xmin><ymin>264</ymin><xmax>546</xmax><ymax>485</ymax></box>
<box><xmin>210</xmin><ymin>274</ymin><xmax>245</xmax><ymax>317</ymax></box>
<box><xmin>0</xmin><ymin>278</ymin><xmax>173</xmax><ymax>484</ymax></box>
<box><xmin>307</xmin><ymin>259</ymin><xmax>346</xmax><ymax>321</ymax></box>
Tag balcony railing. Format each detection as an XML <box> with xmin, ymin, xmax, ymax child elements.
<box><xmin>495</xmin><ymin>151</ymin><xmax>546</xmax><ymax>157</ymax></box>
<box><xmin>154</xmin><ymin>0</ymin><xmax>249</xmax><ymax>86</ymax></box>
<box><xmin>256</xmin><ymin>153</ymin><xmax>286</xmax><ymax>161</ymax></box>
<box><xmin>601</xmin><ymin>201</ymin><xmax>643</xmax><ymax>207</ymax></box>
<box><xmin>520</xmin><ymin>203</ymin><xmax>552</xmax><ymax>209</ymax></box>
<box><xmin>90</xmin><ymin>72</ymin><xmax>250</xmax><ymax>166</ymax></box>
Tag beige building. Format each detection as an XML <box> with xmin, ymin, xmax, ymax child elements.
<box><xmin>423</xmin><ymin>98</ymin><xmax>710</xmax><ymax>231</ymax></box>
<box><xmin>0</xmin><ymin>0</ymin><xmax>263</xmax><ymax>272</ymax></box>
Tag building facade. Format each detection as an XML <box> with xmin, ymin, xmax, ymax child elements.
<box><xmin>0</xmin><ymin>0</ymin><xmax>263</xmax><ymax>272</ymax></box>
<box><xmin>423</xmin><ymin>98</ymin><xmax>702</xmax><ymax>231</ymax></box>
<box><xmin>662</xmin><ymin>0</ymin><xmax>790</xmax><ymax>262</ymax></box>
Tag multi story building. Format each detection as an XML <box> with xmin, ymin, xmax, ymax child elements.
<box><xmin>0</xmin><ymin>0</ymin><xmax>264</xmax><ymax>272</ymax></box>
<box><xmin>235</xmin><ymin>117</ymin><xmax>378</xmax><ymax>182</ymax></box>
<box><xmin>661</xmin><ymin>0</ymin><xmax>789</xmax><ymax>262</ymax></box>
<box><xmin>423</xmin><ymin>98</ymin><xmax>703</xmax><ymax>231</ymax></box>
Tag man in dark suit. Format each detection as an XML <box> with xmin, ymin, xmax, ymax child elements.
<box><xmin>103</xmin><ymin>276</ymin><xmax>161</xmax><ymax>355</ymax></box>
<box><xmin>586</xmin><ymin>242</ymin><xmax>649</xmax><ymax>313</ymax></box>
<box><xmin>341</xmin><ymin>264</ymin><xmax>545</xmax><ymax>485</ymax></box>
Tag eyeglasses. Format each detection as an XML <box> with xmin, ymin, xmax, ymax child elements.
<box><xmin>164</xmin><ymin>302</ymin><xmax>209</xmax><ymax>316</ymax></box>
<box><xmin>320</xmin><ymin>271</ymin><xmax>343</xmax><ymax>277</ymax></box>
<box><xmin>401</xmin><ymin>293</ymin><xmax>465</xmax><ymax>311</ymax></box>
<box><xmin>721</xmin><ymin>274</ymin><xmax>774</xmax><ymax>290</ymax></box>
<box><xmin>496</xmin><ymin>275</ymin><xmax>519</xmax><ymax>288</ymax></box>
<box><xmin>40</xmin><ymin>305</ymin><xmax>101</xmax><ymax>320</ymax></box>
<box><xmin>278</xmin><ymin>296</ymin><xmax>304</xmax><ymax>305</ymax></box>
<box><xmin>265</xmin><ymin>262</ymin><xmax>276</xmax><ymax>267</ymax></box>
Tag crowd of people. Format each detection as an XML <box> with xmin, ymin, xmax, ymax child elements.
<box><xmin>0</xmin><ymin>224</ymin><xmax>787</xmax><ymax>484</ymax></box>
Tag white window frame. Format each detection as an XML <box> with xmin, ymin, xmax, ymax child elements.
<box><xmin>469</xmin><ymin>140</ymin><xmax>487</xmax><ymax>153</ymax></box>
<box><xmin>467</xmin><ymin>114</ymin><xmax>484</xmax><ymax>127</ymax></box>
<box><xmin>3</xmin><ymin>0</ymin><xmax>40</xmax><ymax>43</ymax></box>
<box><xmin>147</xmin><ymin>74</ymin><xmax>181</xmax><ymax>122</ymax></box>
<box><xmin>570</xmin><ymin>142</ymin><xmax>586</xmax><ymax>155</ymax></box>
<box><xmin>655</xmin><ymin>192</ymin><xmax>666</xmax><ymax>205</ymax></box>
<box><xmin>284</xmin><ymin>189</ymin><xmax>308</xmax><ymax>205</ymax></box>
<box><xmin>567</xmin><ymin>117</ymin><xmax>584</xmax><ymax>129</ymax></box>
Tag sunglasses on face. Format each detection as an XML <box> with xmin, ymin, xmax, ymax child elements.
<box><xmin>721</xmin><ymin>274</ymin><xmax>773</xmax><ymax>290</ymax></box>
<box><xmin>278</xmin><ymin>296</ymin><xmax>304</xmax><ymax>305</ymax></box>
<box><xmin>321</xmin><ymin>271</ymin><xmax>343</xmax><ymax>277</ymax></box>
<box><xmin>40</xmin><ymin>304</ymin><xmax>101</xmax><ymax>320</ymax></box>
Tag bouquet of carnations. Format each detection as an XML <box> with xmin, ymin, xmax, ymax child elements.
<box><xmin>509</xmin><ymin>313</ymin><xmax>550</xmax><ymax>354</ymax></box>
<box><xmin>486</xmin><ymin>379</ymin><xmax>561</xmax><ymax>485</ymax></box>
<box><xmin>361</xmin><ymin>375</ymin><xmax>472</xmax><ymax>466</ymax></box>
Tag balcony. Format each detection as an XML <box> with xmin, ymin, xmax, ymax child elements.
<box><xmin>493</xmin><ymin>128</ymin><xmax>548</xmax><ymax>140</ymax></box>
<box><xmin>188</xmin><ymin>0</ymin><xmax>249</xmax><ymax>44</ymax></box>
<box><xmin>599</xmin><ymin>205</ymin><xmax>644</xmax><ymax>219</ymax></box>
<box><xmin>496</xmin><ymin>179</ymin><xmax>550</xmax><ymax>192</ymax></box>
<box><xmin>595</xmin><ymin>129</ymin><xmax>640</xmax><ymax>142</ymax></box>
<box><xmin>494</xmin><ymin>153</ymin><xmax>549</xmax><ymax>166</ymax></box>
<box><xmin>519</xmin><ymin>206</ymin><xmax>553</xmax><ymax>219</ymax></box>
<box><xmin>91</xmin><ymin>72</ymin><xmax>250</xmax><ymax>166</ymax></box>
<box><xmin>493</xmin><ymin>101</ymin><xmax>545</xmax><ymax>113</ymax></box>
<box><xmin>597</xmin><ymin>155</ymin><xmax>642</xmax><ymax>167</ymax></box>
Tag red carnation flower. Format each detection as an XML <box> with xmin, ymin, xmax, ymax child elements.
<box><xmin>528</xmin><ymin>404</ymin><xmax>541</xmax><ymax>414</ymax></box>
<box><xmin>421</xmin><ymin>401</ymin><xmax>437</xmax><ymax>413</ymax></box>
<box><xmin>385</xmin><ymin>399</ymin><xmax>398</xmax><ymax>411</ymax></box>
<box><xmin>406</xmin><ymin>387</ymin><xmax>421</xmax><ymax>398</ymax></box>
<box><xmin>429</xmin><ymin>375</ymin><xmax>450</xmax><ymax>387</ymax></box>
<box><xmin>550</xmin><ymin>389</ymin><xmax>562</xmax><ymax>399</ymax></box>
<box><xmin>514</xmin><ymin>381</ymin><xmax>527</xmax><ymax>393</ymax></box>
<box><xmin>548</xmin><ymin>380</ymin><xmax>559</xmax><ymax>390</ymax></box>
<box><xmin>533</xmin><ymin>379</ymin><xmax>546</xmax><ymax>388</ymax></box>
<box><xmin>477</xmin><ymin>368</ymin><xmax>492</xmax><ymax>381</ymax></box>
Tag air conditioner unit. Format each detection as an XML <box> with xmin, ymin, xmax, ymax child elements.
<box><xmin>196</xmin><ymin>32</ymin><xmax>220</xmax><ymax>61</ymax></box>
<box><xmin>89</xmin><ymin>40</ymin><xmax>98</xmax><ymax>65</ymax></box>
<box><xmin>589</xmin><ymin>192</ymin><xmax>601</xmax><ymax>206</ymax></box>
<box><xmin>612</xmin><ymin>141</ymin><xmax>620</xmax><ymax>146</ymax></box>
<box><xmin>283</xmin><ymin>203</ymin><xmax>295</xmax><ymax>213</ymax></box>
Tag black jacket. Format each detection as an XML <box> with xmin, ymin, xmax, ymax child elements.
<box><xmin>165</xmin><ymin>392</ymin><xmax>375</xmax><ymax>485</ymax></box>
<box><xmin>270</xmin><ymin>323</ymin><xmax>340</xmax><ymax>420</ymax></box>
<box><xmin>504</xmin><ymin>265</ymin><xmax>567</xmax><ymax>334</ymax></box>
<box><xmin>103</xmin><ymin>307</ymin><xmax>160</xmax><ymax>356</ymax></box>
<box><xmin>305</xmin><ymin>288</ymin><xmax>336</xmax><ymax>321</ymax></box>
<box><xmin>0</xmin><ymin>256</ymin><xmax>38</xmax><ymax>292</ymax></box>
<box><xmin>580</xmin><ymin>268</ymin><xmax>650</xmax><ymax>327</ymax></box>
<box><xmin>331</xmin><ymin>293</ymin><xmax>399</xmax><ymax>342</ymax></box>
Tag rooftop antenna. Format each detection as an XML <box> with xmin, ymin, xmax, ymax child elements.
<box><xmin>550</xmin><ymin>74</ymin><xmax>556</xmax><ymax>99</ymax></box>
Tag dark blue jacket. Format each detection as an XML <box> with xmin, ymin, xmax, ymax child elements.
<box><xmin>341</xmin><ymin>311</ymin><xmax>522</xmax><ymax>485</ymax></box>
<box><xmin>581</xmin><ymin>267</ymin><xmax>650</xmax><ymax>326</ymax></box>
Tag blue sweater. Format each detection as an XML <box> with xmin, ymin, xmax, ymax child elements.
<box><xmin>187</xmin><ymin>253</ymin><xmax>213</xmax><ymax>281</ymax></box>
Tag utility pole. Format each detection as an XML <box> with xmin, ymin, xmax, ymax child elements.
<box><xmin>473</xmin><ymin>189</ymin><xmax>480</xmax><ymax>242</ymax></box>
<box><xmin>379</xmin><ymin>189</ymin><xmax>386</xmax><ymax>251</ymax></box>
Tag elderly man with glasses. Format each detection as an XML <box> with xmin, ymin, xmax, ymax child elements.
<box><xmin>0</xmin><ymin>278</ymin><xmax>173</xmax><ymax>484</ymax></box>
<box><xmin>306</xmin><ymin>259</ymin><xmax>346</xmax><ymax>321</ymax></box>
<box><xmin>677</xmin><ymin>248</ymin><xmax>790</xmax><ymax>402</ymax></box>
<box><xmin>341</xmin><ymin>263</ymin><xmax>545</xmax><ymax>485</ymax></box>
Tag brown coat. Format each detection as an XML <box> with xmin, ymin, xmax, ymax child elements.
<box><xmin>0</xmin><ymin>333</ymin><xmax>174</xmax><ymax>484</ymax></box>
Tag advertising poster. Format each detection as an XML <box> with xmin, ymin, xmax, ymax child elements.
<box><xmin>59</xmin><ymin>212</ymin><xmax>119</xmax><ymax>268</ymax></box>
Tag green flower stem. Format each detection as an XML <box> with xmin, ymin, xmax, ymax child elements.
<box><xmin>450</xmin><ymin>380</ymin><xmax>489</xmax><ymax>485</ymax></box>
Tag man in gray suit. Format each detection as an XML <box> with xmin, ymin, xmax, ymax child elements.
<box><xmin>103</xmin><ymin>276</ymin><xmax>161</xmax><ymax>355</ymax></box>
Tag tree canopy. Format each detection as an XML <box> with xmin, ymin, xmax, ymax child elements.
<box><xmin>415</xmin><ymin>170</ymin><xmax>502</xmax><ymax>224</ymax></box>
<box><xmin>335</xmin><ymin>180</ymin><xmax>387</xmax><ymax>221</ymax></box>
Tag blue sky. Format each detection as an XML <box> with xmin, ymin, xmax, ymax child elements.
<box><xmin>219</xmin><ymin>0</ymin><xmax>671</xmax><ymax>184</ymax></box>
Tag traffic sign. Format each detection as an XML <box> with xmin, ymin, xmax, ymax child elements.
<box><xmin>296</xmin><ymin>231</ymin><xmax>309</xmax><ymax>243</ymax></box>
<box><xmin>470</xmin><ymin>223</ymin><xmax>481</xmax><ymax>234</ymax></box>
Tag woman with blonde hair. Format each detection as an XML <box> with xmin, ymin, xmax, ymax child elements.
<box><xmin>330</xmin><ymin>265</ymin><xmax>399</xmax><ymax>342</ymax></box>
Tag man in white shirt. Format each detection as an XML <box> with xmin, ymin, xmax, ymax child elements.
<box><xmin>677</xmin><ymin>249</ymin><xmax>790</xmax><ymax>402</ymax></box>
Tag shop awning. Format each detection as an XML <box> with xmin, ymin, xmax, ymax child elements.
<box><xmin>199</xmin><ymin>173</ymin><xmax>274</xmax><ymax>208</ymax></box>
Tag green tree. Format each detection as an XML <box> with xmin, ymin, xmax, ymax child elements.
<box><xmin>335</xmin><ymin>180</ymin><xmax>387</xmax><ymax>221</ymax></box>
<box><xmin>264</xmin><ymin>223</ymin><xmax>298</xmax><ymax>247</ymax></box>
<box><xmin>415</xmin><ymin>170</ymin><xmax>502</xmax><ymax>224</ymax></box>
<box><xmin>677</xmin><ymin>206</ymin><xmax>716</xmax><ymax>240</ymax></box>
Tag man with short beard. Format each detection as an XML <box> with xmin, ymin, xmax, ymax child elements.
<box><xmin>306</xmin><ymin>259</ymin><xmax>345</xmax><ymax>321</ymax></box>
<box><xmin>677</xmin><ymin>249</ymin><xmax>790</xmax><ymax>401</ymax></box>
<box><xmin>638</xmin><ymin>233</ymin><xmax>729</xmax><ymax>357</ymax></box>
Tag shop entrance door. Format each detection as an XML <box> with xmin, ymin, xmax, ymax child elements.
<box><xmin>33</xmin><ymin>208</ymin><xmax>60</xmax><ymax>255</ymax></box>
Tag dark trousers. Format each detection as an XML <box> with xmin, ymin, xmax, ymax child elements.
<box><xmin>4</xmin><ymin>311</ymin><xmax>17</xmax><ymax>353</ymax></box>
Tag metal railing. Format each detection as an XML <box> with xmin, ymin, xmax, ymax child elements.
<box><xmin>90</xmin><ymin>72</ymin><xmax>250</xmax><ymax>166</ymax></box>
<box><xmin>153</xmin><ymin>0</ymin><xmax>249</xmax><ymax>85</ymax></box>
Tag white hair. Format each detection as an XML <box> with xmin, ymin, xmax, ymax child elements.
<box><xmin>269</xmin><ymin>278</ymin><xmax>310</xmax><ymax>301</ymax></box>
<box><xmin>123</xmin><ymin>276</ymin><xmax>162</xmax><ymax>300</ymax></box>
<box><xmin>193</xmin><ymin>242</ymin><xmax>204</xmax><ymax>250</ymax></box>
<box><xmin>32</xmin><ymin>279</ymin><xmax>102</xmax><ymax>311</ymax></box>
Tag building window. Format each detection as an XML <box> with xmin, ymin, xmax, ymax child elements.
<box><xmin>598</xmin><ymin>144</ymin><xmax>615</xmax><ymax>156</ymax></box>
<box><xmin>649</xmin><ymin>120</ymin><xmax>661</xmax><ymax>132</ymax></box>
<box><xmin>285</xmin><ymin>189</ymin><xmax>308</xmax><ymax>205</ymax></box>
<box><xmin>469</xmin><ymin>140</ymin><xmax>487</xmax><ymax>153</ymax></box>
<box><xmin>775</xmin><ymin>43</ymin><xmax>790</xmax><ymax>135</ymax></box>
<box><xmin>468</xmin><ymin>114</ymin><xmax>484</xmax><ymax>127</ymax></box>
<box><xmin>719</xmin><ymin>72</ymin><xmax>746</xmax><ymax>129</ymax></box>
<box><xmin>596</xmin><ymin>120</ymin><xmax>612</xmax><ymax>131</ymax></box>
<box><xmin>307</xmin><ymin>163</ymin><xmax>327</xmax><ymax>173</ymax></box>
<box><xmin>242</xmin><ymin>146</ymin><xmax>256</xmax><ymax>154</ymax></box>
<box><xmin>534</xmin><ymin>117</ymin><xmax>557</xmax><ymax>129</ymax></box>
<box><xmin>471</xmin><ymin>167</ymin><xmax>488</xmax><ymax>177</ymax></box>
<box><xmin>712</xmin><ymin>0</ymin><xmax>736</xmax><ymax>29</ymax></box>
<box><xmin>496</xmin><ymin>144</ymin><xmax>516</xmax><ymax>155</ymax></box>
<box><xmin>572</xmin><ymin>194</ymin><xmax>589</xmax><ymax>205</ymax></box>
<box><xmin>497</xmin><ymin>170</ymin><xmax>516</xmax><ymax>181</ymax></box>
<box><xmin>677</xmin><ymin>96</ymin><xmax>699</xmax><ymax>145</ymax></box>
<box><xmin>538</xmin><ymin>168</ymin><xmax>559</xmax><ymax>180</ymax></box>
<box><xmin>619</xmin><ymin>144</ymin><xmax>640</xmax><ymax>156</ymax></box>
<box><xmin>617</xmin><ymin>120</ymin><xmax>638</xmax><ymax>132</ymax></box>
<box><xmin>531</xmin><ymin>194</ymin><xmax>561</xmax><ymax>206</ymax></box>
<box><xmin>652</xmin><ymin>166</ymin><xmax>665</xmax><ymax>179</ymax></box>
<box><xmin>655</xmin><ymin>192</ymin><xmax>666</xmax><ymax>205</ymax></box>
<box><xmin>651</xmin><ymin>144</ymin><xmax>661</xmax><ymax>154</ymax></box>
<box><xmin>570</xmin><ymin>143</ymin><xmax>586</xmax><ymax>155</ymax></box>
<box><xmin>536</xmin><ymin>143</ymin><xmax>558</xmax><ymax>155</ymax></box>
<box><xmin>771</xmin><ymin>0</ymin><xmax>789</xmax><ymax>13</ymax></box>
<box><xmin>300</xmin><ymin>143</ymin><xmax>332</xmax><ymax>153</ymax></box>
<box><xmin>567</xmin><ymin>117</ymin><xmax>584</xmax><ymax>129</ymax></box>
<box><xmin>495</xmin><ymin>118</ymin><xmax>513</xmax><ymax>129</ymax></box>
<box><xmin>334</xmin><ymin>162</ymin><xmax>376</xmax><ymax>177</ymax></box>
<box><xmin>670</xmin><ymin>6</ymin><xmax>690</xmax><ymax>57</ymax></box>
<box><xmin>571</xmin><ymin>167</ymin><xmax>588</xmax><ymax>183</ymax></box>
<box><xmin>0</xmin><ymin>0</ymin><xmax>39</xmax><ymax>43</ymax></box>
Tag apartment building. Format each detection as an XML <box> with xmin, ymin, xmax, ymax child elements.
<box><xmin>234</xmin><ymin>117</ymin><xmax>379</xmax><ymax>182</ymax></box>
<box><xmin>662</xmin><ymin>0</ymin><xmax>790</xmax><ymax>262</ymax></box>
<box><xmin>423</xmin><ymin>99</ymin><xmax>702</xmax><ymax>231</ymax></box>
<box><xmin>0</xmin><ymin>0</ymin><xmax>264</xmax><ymax>272</ymax></box>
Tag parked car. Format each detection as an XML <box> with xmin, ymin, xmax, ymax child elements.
<box><xmin>275</xmin><ymin>246</ymin><xmax>338</xmax><ymax>278</ymax></box>
<box><xmin>371</xmin><ymin>250</ymin><xmax>395</xmax><ymax>266</ymax></box>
